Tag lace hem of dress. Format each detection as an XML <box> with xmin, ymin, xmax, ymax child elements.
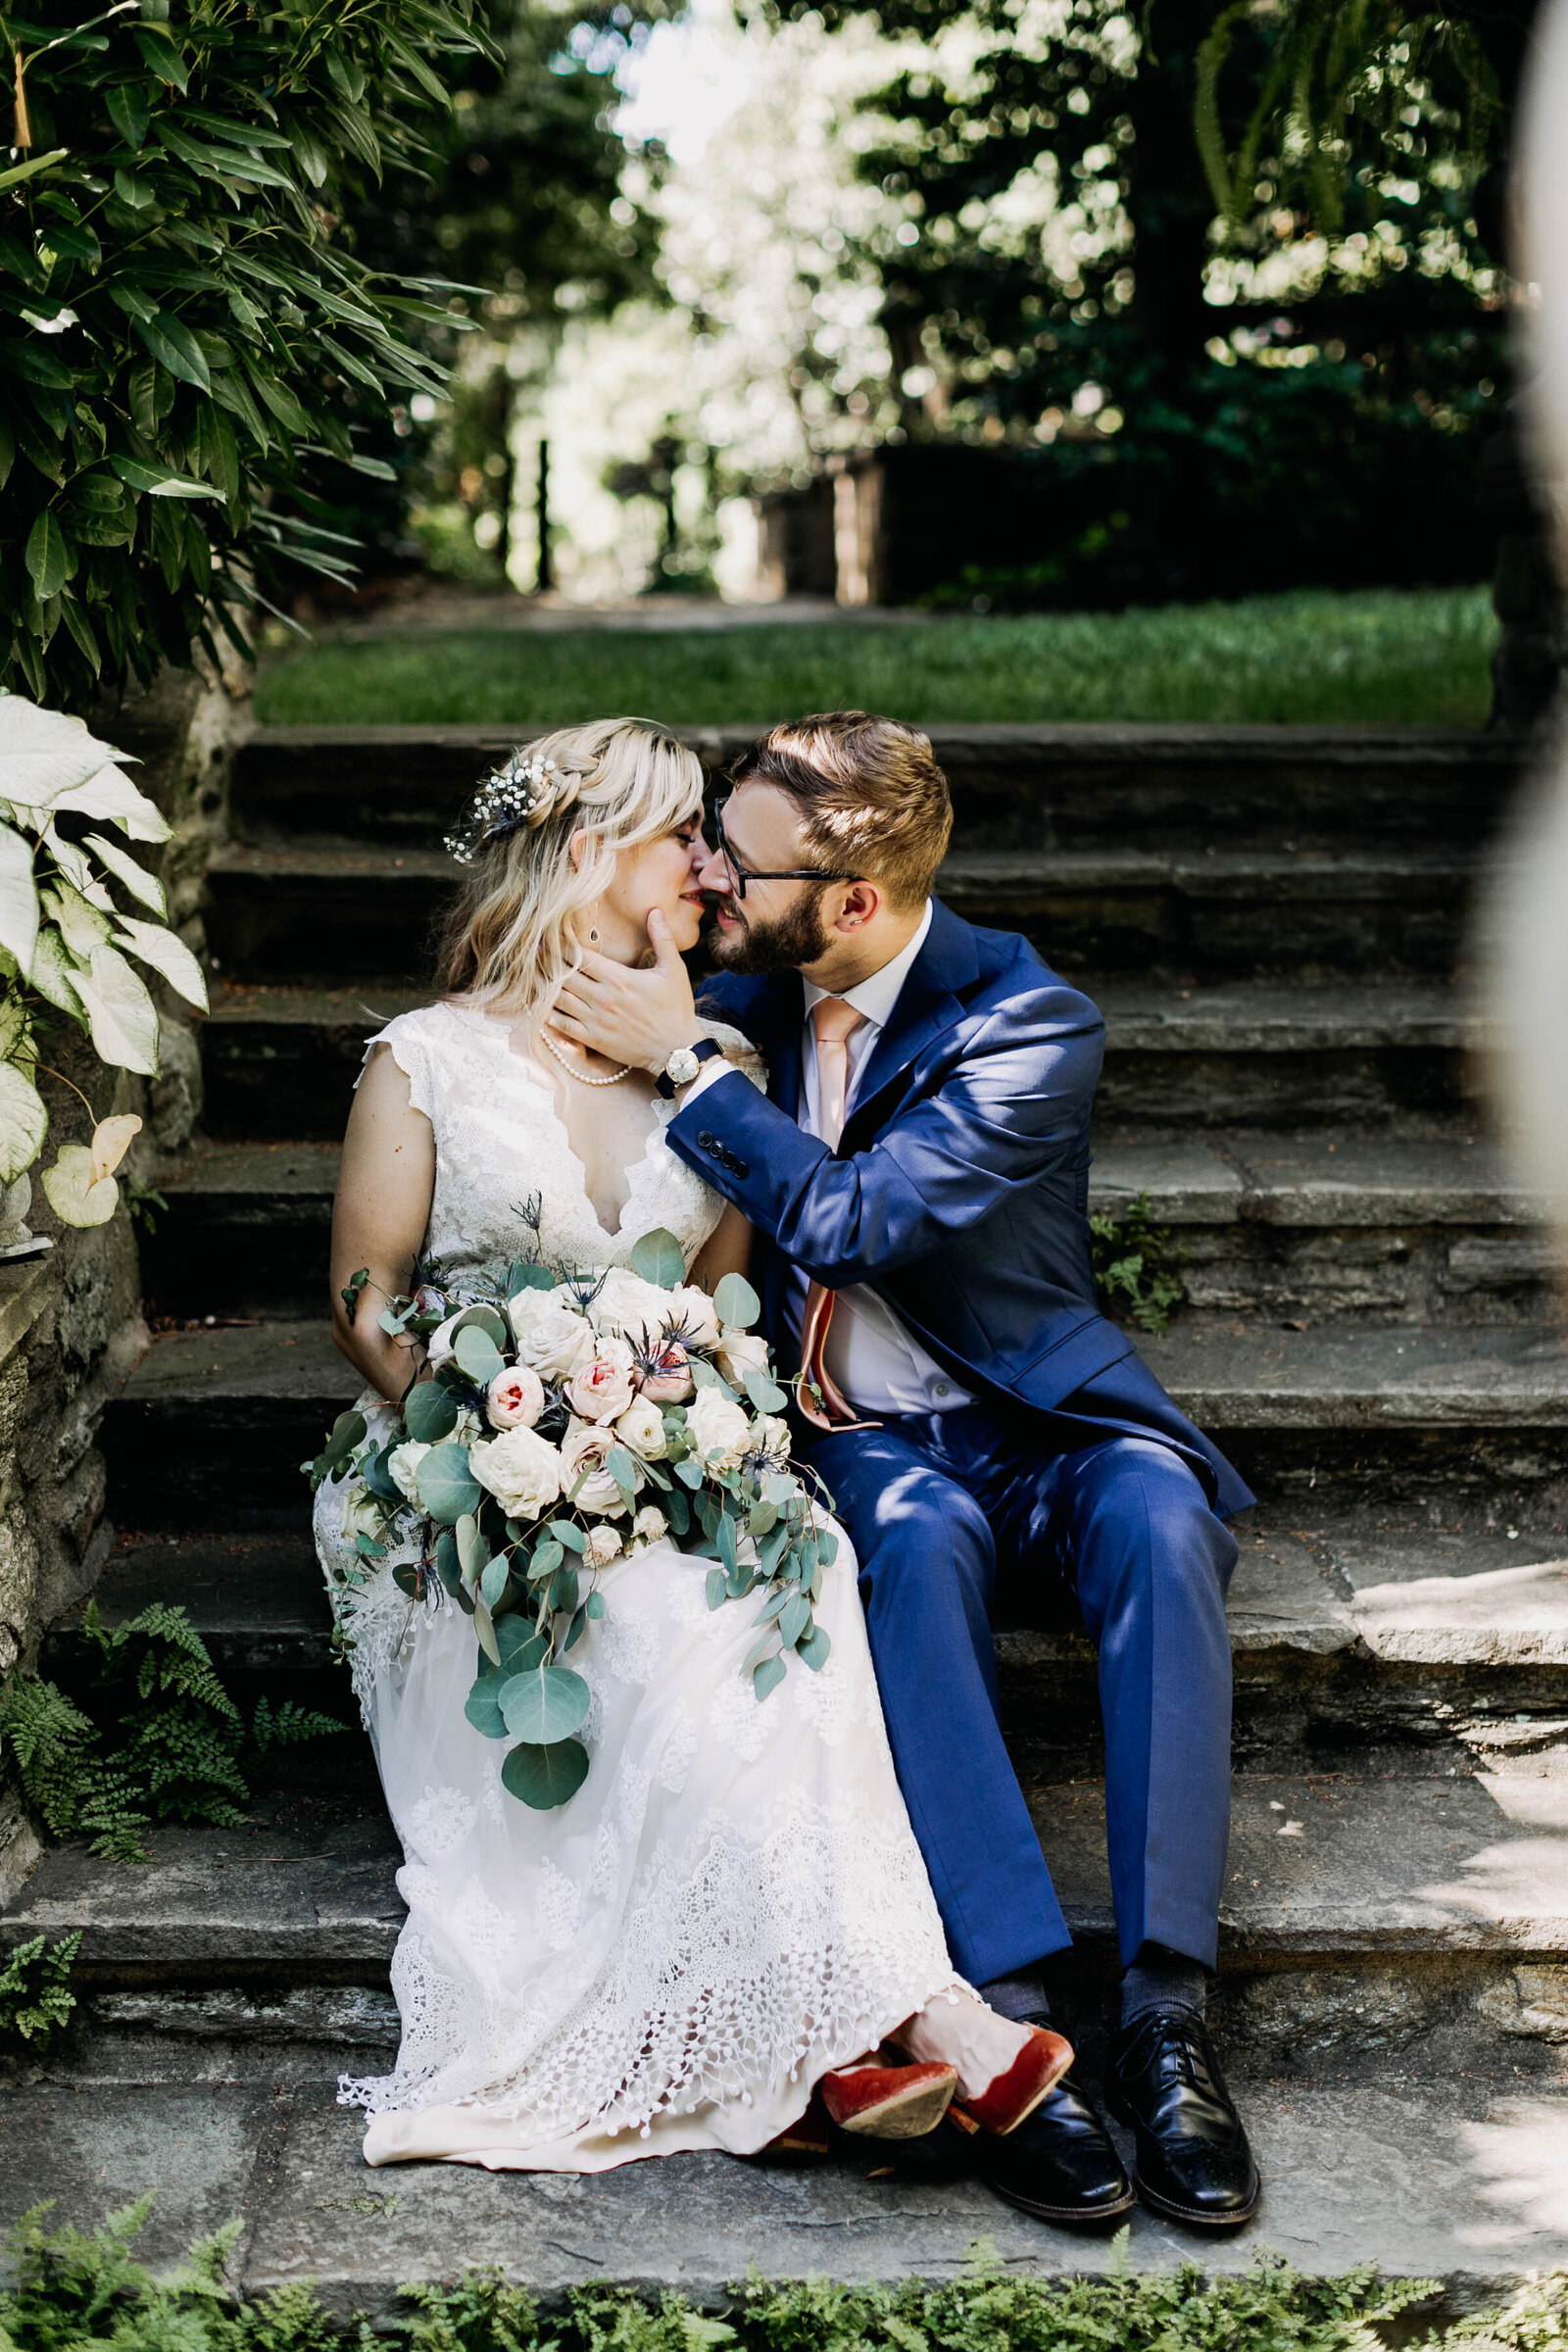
<box><xmin>337</xmin><ymin>1792</ymin><xmax>961</xmax><ymax>2144</ymax></box>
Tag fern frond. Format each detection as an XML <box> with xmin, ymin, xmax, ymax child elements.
<box><xmin>251</xmin><ymin>1698</ymin><xmax>347</xmax><ymax>1752</ymax></box>
<box><xmin>0</xmin><ymin>1932</ymin><xmax>80</xmax><ymax>2046</ymax></box>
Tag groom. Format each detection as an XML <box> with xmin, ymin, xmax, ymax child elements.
<box><xmin>552</xmin><ymin>711</ymin><xmax>1259</xmax><ymax>2230</ymax></box>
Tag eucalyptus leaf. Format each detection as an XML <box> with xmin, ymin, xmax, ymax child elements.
<box><xmin>452</xmin><ymin>1301</ymin><xmax>509</xmax><ymax>1348</ymax></box>
<box><xmin>753</xmin><ymin>1653</ymin><xmax>787</xmax><ymax>1702</ymax></box>
<box><xmin>496</xmin><ymin>1620</ymin><xmax>548</xmax><ymax>1673</ymax></box>
<box><xmin>629</xmin><ymin>1226</ymin><xmax>685</xmax><ymax>1288</ymax></box>
<box><xmin>418</xmin><ymin>1446</ymin><xmax>481</xmax><ymax>1525</ymax></box>
<box><xmin>585</xmin><ymin>1591</ymin><xmax>607</xmax><ymax>1620</ymax></box>
<box><xmin>404</xmin><ymin>1382</ymin><xmax>459</xmax><ymax>1445</ymax></box>
<box><xmin>501</xmin><ymin>1738</ymin><xmax>590</xmax><ymax>1811</ymax></box>
<box><xmin>479</xmin><ymin>1556</ymin><xmax>509</xmax><ymax>1609</ymax></box>
<box><xmin>797</xmin><ymin>1624</ymin><xmax>832</xmax><ymax>1672</ymax></box>
<box><xmin>713</xmin><ymin>1271</ymin><xmax>761</xmax><ymax>1329</ymax></box>
<box><xmin>464</xmin><ymin>1671</ymin><xmax>508</xmax><ymax>1740</ymax></box>
<box><xmin>706</xmin><ymin>1567</ymin><xmax>727</xmax><ymax>1611</ymax></box>
<box><xmin>499</xmin><ymin>1663</ymin><xmax>591</xmax><ymax>1745</ymax></box>
<box><xmin>779</xmin><ymin>1593</ymin><xmax>811</xmax><ymax>1649</ymax></box>
<box><xmin>455</xmin><ymin>1512</ymin><xmax>488</xmax><ymax>1579</ymax></box>
<box><xmin>454</xmin><ymin>1323</ymin><xmax>505</xmax><ymax>1386</ymax></box>
<box><xmin>744</xmin><ymin>1367</ymin><xmax>788</xmax><ymax>1413</ymax></box>
<box><xmin>472</xmin><ymin>1599</ymin><xmax>502</xmax><ymax>1669</ymax></box>
<box><xmin>547</xmin><ymin>1520</ymin><xmax>586</xmax><ymax>1552</ymax></box>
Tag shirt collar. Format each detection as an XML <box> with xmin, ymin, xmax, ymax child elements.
<box><xmin>801</xmin><ymin>900</ymin><xmax>934</xmax><ymax>1036</ymax></box>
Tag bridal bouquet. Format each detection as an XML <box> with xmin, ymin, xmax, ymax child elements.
<box><xmin>305</xmin><ymin>1223</ymin><xmax>836</xmax><ymax>1812</ymax></box>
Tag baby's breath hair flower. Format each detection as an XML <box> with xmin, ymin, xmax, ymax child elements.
<box><xmin>444</xmin><ymin>750</ymin><xmax>561</xmax><ymax>867</ymax></box>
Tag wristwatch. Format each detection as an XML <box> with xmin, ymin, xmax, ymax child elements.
<box><xmin>655</xmin><ymin>1038</ymin><xmax>722</xmax><ymax>1100</ymax></box>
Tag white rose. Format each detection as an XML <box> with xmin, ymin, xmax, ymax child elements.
<box><xmin>613</xmin><ymin>1394</ymin><xmax>667</xmax><ymax>1460</ymax></box>
<box><xmin>487</xmin><ymin>1364</ymin><xmax>546</xmax><ymax>1430</ymax></box>
<box><xmin>713</xmin><ymin>1327</ymin><xmax>770</xmax><ymax>1387</ymax></box>
<box><xmin>469</xmin><ymin>1424</ymin><xmax>563</xmax><ymax>1520</ymax></box>
<box><xmin>562</xmin><ymin>1419</ymin><xmax>641</xmax><ymax>1516</ymax></box>
<box><xmin>753</xmin><ymin>1415</ymin><xmax>792</xmax><ymax>1469</ymax></box>
<box><xmin>632</xmin><ymin>1504</ymin><xmax>668</xmax><ymax>1547</ymax></box>
<box><xmin>509</xmin><ymin>1293</ymin><xmax>596</xmax><ymax>1381</ymax></box>
<box><xmin>388</xmin><ymin>1441</ymin><xmax>430</xmax><ymax>1506</ymax></box>
<box><xmin>687</xmin><ymin>1384</ymin><xmax>751</xmax><ymax>1468</ymax></box>
<box><xmin>591</xmin><ymin>1267</ymin><xmax>672</xmax><ymax>1344</ymax></box>
<box><xmin>340</xmin><ymin>1484</ymin><xmax>384</xmax><ymax>1543</ymax></box>
<box><xmin>425</xmin><ymin>1312</ymin><xmax>463</xmax><ymax>1369</ymax></box>
<box><xmin>585</xmin><ymin>1523</ymin><xmax>623</xmax><ymax>1568</ymax></box>
<box><xmin>666</xmin><ymin>1284</ymin><xmax>722</xmax><ymax>1350</ymax></box>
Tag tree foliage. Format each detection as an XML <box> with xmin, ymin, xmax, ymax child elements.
<box><xmin>0</xmin><ymin>0</ymin><xmax>498</xmax><ymax>713</ymax></box>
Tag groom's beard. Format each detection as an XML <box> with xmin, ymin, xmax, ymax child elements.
<box><xmin>707</xmin><ymin>888</ymin><xmax>833</xmax><ymax>975</ymax></box>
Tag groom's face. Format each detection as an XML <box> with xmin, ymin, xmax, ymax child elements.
<box><xmin>697</xmin><ymin>782</ymin><xmax>836</xmax><ymax>974</ymax></box>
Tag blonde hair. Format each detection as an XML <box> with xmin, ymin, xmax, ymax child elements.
<box><xmin>436</xmin><ymin>718</ymin><xmax>705</xmax><ymax>1022</ymax></box>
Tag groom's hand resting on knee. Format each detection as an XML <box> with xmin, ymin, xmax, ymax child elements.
<box><xmin>552</xmin><ymin>909</ymin><xmax>699</xmax><ymax>1075</ymax></box>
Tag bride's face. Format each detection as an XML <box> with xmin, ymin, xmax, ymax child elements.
<box><xmin>595</xmin><ymin>811</ymin><xmax>709</xmax><ymax>960</ymax></box>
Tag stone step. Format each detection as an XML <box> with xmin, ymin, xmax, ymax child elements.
<box><xmin>3</xmin><ymin>2073</ymin><xmax>1564</xmax><ymax>2312</ymax></box>
<box><xmin>197</xmin><ymin>982</ymin><xmax>1483</xmax><ymax>1140</ymax></box>
<box><xmin>232</xmin><ymin>721</ymin><xmax>1526</xmax><ymax>857</ymax></box>
<box><xmin>205</xmin><ymin>843</ymin><xmax>1476</xmax><ymax>988</ymax></box>
<box><xmin>71</xmin><ymin>1516</ymin><xmax>1568</xmax><ymax>1774</ymax></box>
<box><xmin>101</xmin><ymin>1316</ymin><xmax>1568</xmax><ymax>1528</ymax></box>
<box><xmin>143</xmin><ymin>1132</ymin><xmax>1547</xmax><ymax>1325</ymax></box>
<box><xmin>5</xmin><ymin>1761</ymin><xmax>1566</xmax><ymax>2077</ymax></box>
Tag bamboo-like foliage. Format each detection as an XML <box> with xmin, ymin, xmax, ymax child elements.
<box><xmin>0</xmin><ymin>0</ymin><xmax>499</xmax><ymax>712</ymax></box>
<box><xmin>1194</xmin><ymin>0</ymin><xmax>1501</xmax><ymax>236</ymax></box>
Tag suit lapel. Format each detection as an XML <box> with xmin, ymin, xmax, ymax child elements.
<box><xmin>842</xmin><ymin>899</ymin><xmax>980</xmax><ymax>1147</ymax></box>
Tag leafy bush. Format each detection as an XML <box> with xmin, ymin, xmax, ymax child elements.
<box><xmin>0</xmin><ymin>699</ymin><xmax>206</xmax><ymax>1215</ymax></box>
<box><xmin>0</xmin><ymin>0</ymin><xmax>495</xmax><ymax>713</ymax></box>
<box><xmin>0</xmin><ymin>1931</ymin><xmax>80</xmax><ymax>2047</ymax></box>
<box><xmin>0</xmin><ymin>1600</ymin><xmax>344</xmax><ymax>1862</ymax></box>
<box><xmin>6</xmin><ymin>2205</ymin><xmax>1567</xmax><ymax>2352</ymax></box>
<box><xmin>1091</xmin><ymin>1190</ymin><xmax>1187</xmax><ymax>1337</ymax></box>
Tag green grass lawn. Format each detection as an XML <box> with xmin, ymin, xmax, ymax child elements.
<box><xmin>255</xmin><ymin>584</ymin><xmax>1495</xmax><ymax>728</ymax></box>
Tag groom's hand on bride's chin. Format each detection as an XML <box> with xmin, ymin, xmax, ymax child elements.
<box><xmin>552</xmin><ymin>907</ymin><xmax>699</xmax><ymax>1074</ymax></box>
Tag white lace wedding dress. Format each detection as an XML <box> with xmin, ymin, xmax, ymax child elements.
<box><xmin>314</xmin><ymin>998</ymin><xmax>961</xmax><ymax>2173</ymax></box>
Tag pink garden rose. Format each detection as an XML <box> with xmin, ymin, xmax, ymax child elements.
<box><xmin>564</xmin><ymin>1345</ymin><xmax>636</xmax><ymax>1425</ymax></box>
<box><xmin>486</xmin><ymin>1364</ymin><xmax>545</xmax><ymax>1431</ymax></box>
<box><xmin>638</xmin><ymin>1339</ymin><xmax>694</xmax><ymax>1404</ymax></box>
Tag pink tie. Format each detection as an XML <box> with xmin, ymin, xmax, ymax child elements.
<box><xmin>798</xmin><ymin>999</ymin><xmax>876</xmax><ymax>1431</ymax></box>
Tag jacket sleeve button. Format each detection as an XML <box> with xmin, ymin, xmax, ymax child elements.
<box><xmin>697</xmin><ymin>1131</ymin><xmax>716</xmax><ymax>1151</ymax></box>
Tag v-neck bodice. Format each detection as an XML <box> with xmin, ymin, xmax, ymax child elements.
<box><xmin>364</xmin><ymin>999</ymin><xmax>762</xmax><ymax>1288</ymax></box>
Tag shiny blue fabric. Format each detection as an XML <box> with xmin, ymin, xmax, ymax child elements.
<box><xmin>670</xmin><ymin>899</ymin><xmax>1253</xmax><ymax>1518</ymax></box>
<box><xmin>802</xmin><ymin>1403</ymin><xmax>1238</xmax><ymax>1983</ymax></box>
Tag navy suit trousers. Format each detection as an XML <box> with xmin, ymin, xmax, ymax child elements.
<box><xmin>801</xmin><ymin>1401</ymin><xmax>1239</xmax><ymax>1985</ymax></box>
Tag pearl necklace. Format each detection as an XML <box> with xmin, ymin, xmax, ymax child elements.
<box><xmin>540</xmin><ymin>1026</ymin><xmax>632</xmax><ymax>1088</ymax></box>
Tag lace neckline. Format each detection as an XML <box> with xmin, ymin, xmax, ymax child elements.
<box><xmin>457</xmin><ymin>1000</ymin><xmax>670</xmax><ymax>1246</ymax></box>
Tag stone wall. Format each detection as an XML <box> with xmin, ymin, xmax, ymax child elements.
<box><xmin>0</xmin><ymin>654</ymin><xmax>251</xmax><ymax>1904</ymax></box>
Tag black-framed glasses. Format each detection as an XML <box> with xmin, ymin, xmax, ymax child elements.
<box><xmin>713</xmin><ymin>799</ymin><xmax>862</xmax><ymax>901</ymax></box>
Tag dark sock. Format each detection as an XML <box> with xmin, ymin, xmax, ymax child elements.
<box><xmin>1120</xmin><ymin>1941</ymin><xmax>1207</xmax><ymax>2030</ymax></box>
<box><xmin>980</xmin><ymin>1972</ymin><xmax>1049</xmax><ymax>2026</ymax></box>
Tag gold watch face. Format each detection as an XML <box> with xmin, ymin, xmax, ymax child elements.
<box><xmin>667</xmin><ymin>1048</ymin><xmax>701</xmax><ymax>1085</ymax></box>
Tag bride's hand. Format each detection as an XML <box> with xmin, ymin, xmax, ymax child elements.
<box><xmin>552</xmin><ymin>908</ymin><xmax>699</xmax><ymax>1075</ymax></box>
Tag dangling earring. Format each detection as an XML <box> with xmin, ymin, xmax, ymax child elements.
<box><xmin>588</xmin><ymin>901</ymin><xmax>600</xmax><ymax>945</ymax></box>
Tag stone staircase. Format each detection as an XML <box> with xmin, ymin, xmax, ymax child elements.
<box><xmin>4</xmin><ymin>719</ymin><xmax>1568</xmax><ymax>2312</ymax></box>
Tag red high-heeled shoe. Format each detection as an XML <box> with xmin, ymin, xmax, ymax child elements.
<box><xmin>951</xmin><ymin>2024</ymin><xmax>1075</xmax><ymax>2135</ymax></box>
<box><xmin>819</xmin><ymin>2057</ymin><xmax>959</xmax><ymax>2138</ymax></box>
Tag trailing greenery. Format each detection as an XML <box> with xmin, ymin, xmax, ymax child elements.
<box><xmin>3</xmin><ymin>2201</ymin><xmax>1567</xmax><ymax>2352</ymax></box>
<box><xmin>254</xmin><ymin>586</ymin><xmax>1496</xmax><ymax>729</ymax></box>
<box><xmin>1091</xmin><ymin>1191</ymin><xmax>1187</xmax><ymax>1338</ymax></box>
<box><xmin>0</xmin><ymin>1600</ymin><xmax>344</xmax><ymax>1863</ymax></box>
<box><xmin>0</xmin><ymin>0</ymin><xmax>497</xmax><ymax>712</ymax></box>
<box><xmin>0</xmin><ymin>1930</ymin><xmax>79</xmax><ymax>2047</ymax></box>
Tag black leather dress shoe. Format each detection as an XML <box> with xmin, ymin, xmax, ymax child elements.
<box><xmin>978</xmin><ymin>2071</ymin><xmax>1137</xmax><ymax>2224</ymax></box>
<box><xmin>1105</xmin><ymin>2010</ymin><xmax>1260</xmax><ymax>2227</ymax></box>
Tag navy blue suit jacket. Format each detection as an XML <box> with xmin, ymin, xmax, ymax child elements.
<box><xmin>669</xmin><ymin>898</ymin><xmax>1254</xmax><ymax>1519</ymax></box>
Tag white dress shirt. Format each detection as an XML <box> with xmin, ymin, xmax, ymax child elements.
<box><xmin>784</xmin><ymin>901</ymin><xmax>975</xmax><ymax>1418</ymax></box>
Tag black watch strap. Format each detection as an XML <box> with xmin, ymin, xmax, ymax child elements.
<box><xmin>655</xmin><ymin>1036</ymin><xmax>723</xmax><ymax>1100</ymax></box>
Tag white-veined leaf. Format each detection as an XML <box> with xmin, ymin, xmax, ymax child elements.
<box><xmin>51</xmin><ymin>762</ymin><xmax>171</xmax><ymax>844</ymax></box>
<box><xmin>111</xmin><ymin>915</ymin><xmax>208</xmax><ymax>1011</ymax></box>
<box><xmin>45</xmin><ymin>830</ymin><xmax>117</xmax><ymax>910</ymax></box>
<box><xmin>84</xmin><ymin>830</ymin><xmax>166</xmax><ymax>914</ymax></box>
<box><xmin>0</xmin><ymin>701</ymin><xmax>131</xmax><ymax>815</ymax></box>
<box><xmin>0</xmin><ymin>821</ymin><xmax>37</xmax><ymax>978</ymax></box>
<box><xmin>29</xmin><ymin>928</ymin><xmax>86</xmax><ymax>1019</ymax></box>
<box><xmin>89</xmin><ymin>1113</ymin><xmax>142</xmax><ymax>1185</ymax></box>
<box><xmin>40</xmin><ymin>881</ymin><xmax>112</xmax><ymax>958</ymax></box>
<box><xmin>0</xmin><ymin>1058</ymin><xmax>46</xmax><ymax>1185</ymax></box>
<box><xmin>41</xmin><ymin>1142</ymin><xmax>119</xmax><ymax>1228</ymax></box>
<box><xmin>72</xmin><ymin>944</ymin><xmax>160</xmax><ymax>1076</ymax></box>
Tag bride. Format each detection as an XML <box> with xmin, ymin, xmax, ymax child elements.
<box><xmin>316</xmin><ymin>716</ymin><xmax>1068</xmax><ymax>2172</ymax></box>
